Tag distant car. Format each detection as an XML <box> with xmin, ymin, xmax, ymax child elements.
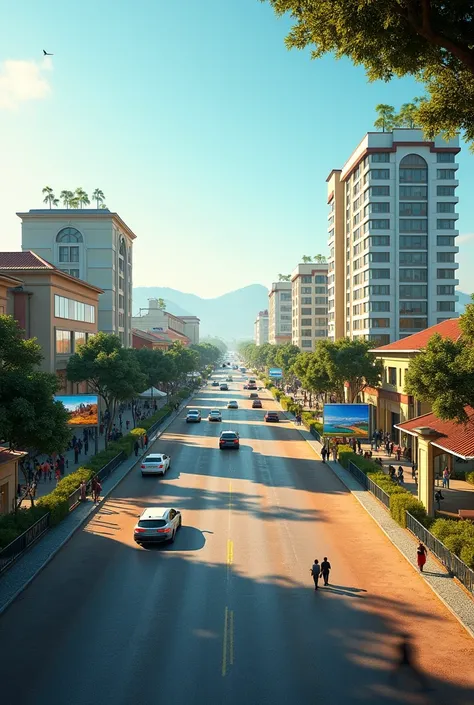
<box><xmin>227</xmin><ymin>400</ymin><xmax>238</xmax><ymax>409</ymax></box>
<box><xmin>186</xmin><ymin>409</ymin><xmax>201</xmax><ymax>423</ymax></box>
<box><xmin>219</xmin><ymin>431</ymin><xmax>240</xmax><ymax>449</ymax></box>
<box><xmin>249</xmin><ymin>392</ymin><xmax>258</xmax><ymax>399</ymax></box>
<box><xmin>134</xmin><ymin>507</ymin><xmax>181</xmax><ymax>545</ymax></box>
<box><xmin>220</xmin><ymin>383</ymin><xmax>228</xmax><ymax>391</ymax></box>
<box><xmin>264</xmin><ymin>411</ymin><xmax>280</xmax><ymax>422</ymax></box>
<box><xmin>208</xmin><ymin>409</ymin><xmax>222</xmax><ymax>422</ymax></box>
<box><xmin>243</xmin><ymin>384</ymin><xmax>249</xmax><ymax>390</ymax></box>
<box><xmin>226</xmin><ymin>376</ymin><xmax>233</xmax><ymax>382</ymax></box>
<box><xmin>232</xmin><ymin>365</ymin><xmax>239</xmax><ymax>370</ymax></box>
<box><xmin>248</xmin><ymin>384</ymin><xmax>257</xmax><ymax>390</ymax></box>
<box><xmin>140</xmin><ymin>453</ymin><xmax>171</xmax><ymax>476</ymax></box>
<box><xmin>252</xmin><ymin>399</ymin><xmax>262</xmax><ymax>409</ymax></box>
<box><xmin>212</xmin><ymin>380</ymin><xmax>219</xmax><ymax>387</ymax></box>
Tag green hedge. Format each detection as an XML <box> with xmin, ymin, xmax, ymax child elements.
<box><xmin>390</xmin><ymin>494</ymin><xmax>429</xmax><ymax>528</ymax></box>
<box><xmin>430</xmin><ymin>518</ymin><xmax>474</xmax><ymax>569</ymax></box>
<box><xmin>465</xmin><ymin>471</ymin><xmax>474</xmax><ymax>485</ymax></box>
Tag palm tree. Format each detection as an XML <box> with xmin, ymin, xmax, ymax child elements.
<box><xmin>278</xmin><ymin>274</ymin><xmax>291</xmax><ymax>282</ymax></box>
<box><xmin>314</xmin><ymin>254</ymin><xmax>327</xmax><ymax>263</ymax></box>
<box><xmin>69</xmin><ymin>196</ymin><xmax>79</xmax><ymax>209</ymax></box>
<box><xmin>42</xmin><ymin>186</ymin><xmax>56</xmax><ymax>208</ymax></box>
<box><xmin>52</xmin><ymin>198</ymin><xmax>59</xmax><ymax>207</ymax></box>
<box><xmin>301</xmin><ymin>255</ymin><xmax>312</xmax><ymax>263</ymax></box>
<box><xmin>92</xmin><ymin>188</ymin><xmax>105</xmax><ymax>208</ymax></box>
<box><xmin>74</xmin><ymin>187</ymin><xmax>90</xmax><ymax>209</ymax></box>
<box><xmin>60</xmin><ymin>190</ymin><xmax>74</xmax><ymax>208</ymax></box>
<box><xmin>100</xmin><ymin>203</ymin><xmax>108</xmax><ymax>209</ymax></box>
<box><xmin>397</xmin><ymin>101</ymin><xmax>421</xmax><ymax>128</ymax></box>
<box><xmin>374</xmin><ymin>104</ymin><xmax>396</xmax><ymax>132</ymax></box>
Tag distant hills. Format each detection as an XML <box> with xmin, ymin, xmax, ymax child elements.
<box><xmin>456</xmin><ymin>290</ymin><xmax>472</xmax><ymax>313</ymax></box>
<box><xmin>133</xmin><ymin>284</ymin><xmax>269</xmax><ymax>340</ymax></box>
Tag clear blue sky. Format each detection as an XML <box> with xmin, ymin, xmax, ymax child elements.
<box><xmin>0</xmin><ymin>0</ymin><xmax>473</xmax><ymax>298</ymax></box>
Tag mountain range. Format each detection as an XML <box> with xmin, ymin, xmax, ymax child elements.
<box><xmin>133</xmin><ymin>285</ymin><xmax>472</xmax><ymax>340</ymax></box>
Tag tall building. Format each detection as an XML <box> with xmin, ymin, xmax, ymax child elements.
<box><xmin>131</xmin><ymin>298</ymin><xmax>199</xmax><ymax>345</ymax></box>
<box><xmin>327</xmin><ymin>129</ymin><xmax>459</xmax><ymax>345</ymax></box>
<box><xmin>18</xmin><ymin>209</ymin><xmax>137</xmax><ymax>346</ymax></box>
<box><xmin>254</xmin><ymin>310</ymin><xmax>269</xmax><ymax>346</ymax></box>
<box><xmin>268</xmin><ymin>282</ymin><xmax>292</xmax><ymax>345</ymax></box>
<box><xmin>291</xmin><ymin>263</ymin><xmax>329</xmax><ymax>350</ymax></box>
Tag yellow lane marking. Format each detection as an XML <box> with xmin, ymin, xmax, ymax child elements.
<box><xmin>227</xmin><ymin>539</ymin><xmax>234</xmax><ymax>565</ymax></box>
<box><xmin>222</xmin><ymin>606</ymin><xmax>235</xmax><ymax>676</ymax></box>
<box><xmin>222</xmin><ymin>607</ymin><xmax>228</xmax><ymax>676</ymax></box>
<box><xmin>229</xmin><ymin>609</ymin><xmax>234</xmax><ymax>665</ymax></box>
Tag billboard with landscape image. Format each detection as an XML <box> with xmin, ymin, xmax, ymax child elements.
<box><xmin>55</xmin><ymin>395</ymin><xmax>98</xmax><ymax>426</ymax></box>
<box><xmin>323</xmin><ymin>403</ymin><xmax>369</xmax><ymax>438</ymax></box>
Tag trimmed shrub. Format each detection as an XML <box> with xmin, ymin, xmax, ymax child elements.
<box><xmin>444</xmin><ymin>534</ymin><xmax>466</xmax><ymax>556</ymax></box>
<box><xmin>390</xmin><ymin>494</ymin><xmax>428</xmax><ymax>528</ymax></box>
<box><xmin>466</xmin><ymin>471</ymin><xmax>474</xmax><ymax>486</ymax></box>
<box><xmin>460</xmin><ymin>539</ymin><xmax>474</xmax><ymax>570</ymax></box>
<box><xmin>337</xmin><ymin>446</ymin><xmax>353</xmax><ymax>468</ymax></box>
<box><xmin>36</xmin><ymin>493</ymin><xmax>69</xmax><ymax>526</ymax></box>
<box><xmin>430</xmin><ymin>518</ymin><xmax>462</xmax><ymax>543</ymax></box>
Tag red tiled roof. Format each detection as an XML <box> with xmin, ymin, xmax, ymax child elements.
<box><xmin>0</xmin><ymin>251</ymin><xmax>53</xmax><ymax>270</ymax></box>
<box><xmin>371</xmin><ymin>318</ymin><xmax>462</xmax><ymax>354</ymax></box>
<box><xmin>166</xmin><ymin>329</ymin><xmax>190</xmax><ymax>345</ymax></box>
<box><xmin>395</xmin><ymin>406</ymin><xmax>474</xmax><ymax>459</ymax></box>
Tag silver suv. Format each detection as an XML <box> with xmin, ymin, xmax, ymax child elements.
<box><xmin>133</xmin><ymin>507</ymin><xmax>182</xmax><ymax>545</ymax></box>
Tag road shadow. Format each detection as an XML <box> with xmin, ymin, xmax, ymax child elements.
<box><xmin>140</xmin><ymin>525</ymin><xmax>205</xmax><ymax>552</ymax></box>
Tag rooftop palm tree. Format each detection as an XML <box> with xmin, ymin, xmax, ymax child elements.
<box><xmin>314</xmin><ymin>254</ymin><xmax>327</xmax><ymax>263</ymax></box>
<box><xmin>74</xmin><ymin>187</ymin><xmax>90</xmax><ymax>209</ymax></box>
<box><xmin>374</xmin><ymin>104</ymin><xmax>396</xmax><ymax>132</ymax></box>
<box><xmin>301</xmin><ymin>255</ymin><xmax>312</xmax><ymax>263</ymax></box>
<box><xmin>92</xmin><ymin>188</ymin><xmax>105</xmax><ymax>208</ymax></box>
<box><xmin>42</xmin><ymin>186</ymin><xmax>56</xmax><ymax>208</ymax></box>
<box><xmin>60</xmin><ymin>190</ymin><xmax>74</xmax><ymax>208</ymax></box>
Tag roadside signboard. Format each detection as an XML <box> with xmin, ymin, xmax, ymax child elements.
<box><xmin>268</xmin><ymin>367</ymin><xmax>283</xmax><ymax>379</ymax></box>
<box><xmin>55</xmin><ymin>394</ymin><xmax>99</xmax><ymax>426</ymax></box>
<box><xmin>323</xmin><ymin>403</ymin><xmax>369</xmax><ymax>438</ymax></box>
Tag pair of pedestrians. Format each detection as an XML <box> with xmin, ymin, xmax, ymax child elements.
<box><xmin>310</xmin><ymin>558</ymin><xmax>331</xmax><ymax>590</ymax></box>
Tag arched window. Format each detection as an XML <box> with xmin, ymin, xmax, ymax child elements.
<box><xmin>119</xmin><ymin>238</ymin><xmax>126</xmax><ymax>256</ymax></box>
<box><xmin>399</xmin><ymin>154</ymin><xmax>427</xmax><ymax>184</ymax></box>
<box><xmin>56</xmin><ymin>227</ymin><xmax>83</xmax><ymax>243</ymax></box>
<box><xmin>400</xmin><ymin>154</ymin><xmax>427</xmax><ymax>167</ymax></box>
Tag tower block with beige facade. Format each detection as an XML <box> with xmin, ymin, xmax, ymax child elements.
<box><xmin>268</xmin><ymin>282</ymin><xmax>292</xmax><ymax>345</ymax></box>
<box><xmin>18</xmin><ymin>209</ymin><xmax>136</xmax><ymax>346</ymax></box>
<box><xmin>291</xmin><ymin>263</ymin><xmax>328</xmax><ymax>351</ymax></box>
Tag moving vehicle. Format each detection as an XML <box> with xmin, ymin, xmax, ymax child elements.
<box><xmin>243</xmin><ymin>384</ymin><xmax>249</xmax><ymax>390</ymax></box>
<box><xmin>140</xmin><ymin>453</ymin><xmax>171</xmax><ymax>476</ymax></box>
<box><xmin>226</xmin><ymin>375</ymin><xmax>233</xmax><ymax>382</ymax></box>
<box><xmin>264</xmin><ymin>411</ymin><xmax>280</xmax><ymax>422</ymax></box>
<box><xmin>227</xmin><ymin>400</ymin><xmax>238</xmax><ymax>409</ymax></box>
<box><xmin>208</xmin><ymin>409</ymin><xmax>222</xmax><ymax>422</ymax></box>
<box><xmin>249</xmin><ymin>392</ymin><xmax>258</xmax><ymax>399</ymax></box>
<box><xmin>186</xmin><ymin>409</ymin><xmax>201</xmax><ymax>423</ymax></box>
<box><xmin>219</xmin><ymin>383</ymin><xmax>229</xmax><ymax>391</ymax></box>
<box><xmin>248</xmin><ymin>383</ymin><xmax>257</xmax><ymax>390</ymax></box>
<box><xmin>219</xmin><ymin>431</ymin><xmax>240</xmax><ymax>449</ymax></box>
<box><xmin>240</xmin><ymin>367</ymin><xmax>246</xmax><ymax>373</ymax></box>
<box><xmin>252</xmin><ymin>399</ymin><xmax>262</xmax><ymax>409</ymax></box>
<box><xmin>212</xmin><ymin>380</ymin><xmax>220</xmax><ymax>387</ymax></box>
<box><xmin>134</xmin><ymin>507</ymin><xmax>182</xmax><ymax>545</ymax></box>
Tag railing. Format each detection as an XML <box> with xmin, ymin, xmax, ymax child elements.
<box><xmin>0</xmin><ymin>512</ymin><xmax>50</xmax><ymax>575</ymax></box>
<box><xmin>309</xmin><ymin>426</ymin><xmax>321</xmax><ymax>443</ymax></box>
<box><xmin>146</xmin><ymin>411</ymin><xmax>172</xmax><ymax>439</ymax></box>
<box><xmin>347</xmin><ymin>460</ymin><xmax>391</xmax><ymax>509</ymax></box>
<box><xmin>406</xmin><ymin>511</ymin><xmax>474</xmax><ymax>594</ymax></box>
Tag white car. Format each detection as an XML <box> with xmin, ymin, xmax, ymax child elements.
<box><xmin>134</xmin><ymin>507</ymin><xmax>182</xmax><ymax>545</ymax></box>
<box><xmin>208</xmin><ymin>409</ymin><xmax>222</xmax><ymax>422</ymax></box>
<box><xmin>140</xmin><ymin>453</ymin><xmax>171</xmax><ymax>476</ymax></box>
<box><xmin>227</xmin><ymin>400</ymin><xmax>238</xmax><ymax>409</ymax></box>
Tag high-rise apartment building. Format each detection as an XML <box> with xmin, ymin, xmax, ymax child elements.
<box><xmin>18</xmin><ymin>209</ymin><xmax>136</xmax><ymax>346</ymax></box>
<box><xmin>254</xmin><ymin>310</ymin><xmax>269</xmax><ymax>346</ymax></box>
<box><xmin>327</xmin><ymin>129</ymin><xmax>459</xmax><ymax>345</ymax></box>
<box><xmin>268</xmin><ymin>282</ymin><xmax>292</xmax><ymax>345</ymax></box>
<box><xmin>291</xmin><ymin>263</ymin><xmax>328</xmax><ymax>350</ymax></box>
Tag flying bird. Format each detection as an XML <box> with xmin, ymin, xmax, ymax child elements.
<box><xmin>43</xmin><ymin>49</ymin><xmax>54</xmax><ymax>56</ymax></box>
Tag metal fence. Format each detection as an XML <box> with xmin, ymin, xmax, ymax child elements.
<box><xmin>0</xmin><ymin>512</ymin><xmax>50</xmax><ymax>575</ymax></box>
<box><xmin>406</xmin><ymin>511</ymin><xmax>474</xmax><ymax>594</ymax></box>
<box><xmin>347</xmin><ymin>460</ymin><xmax>391</xmax><ymax>509</ymax></box>
<box><xmin>146</xmin><ymin>410</ymin><xmax>172</xmax><ymax>439</ymax></box>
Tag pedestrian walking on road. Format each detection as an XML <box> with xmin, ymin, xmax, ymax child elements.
<box><xmin>310</xmin><ymin>559</ymin><xmax>321</xmax><ymax>591</ymax></box>
<box><xmin>389</xmin><ymin>633</ymin><xmax>430</xmax><ymax>692</ymax></box>
<box><xmin>321</xmin><ymin>446</ymin><xmax>327</xmax><ymax>463</ymax></box>
<box><xmin>321</xmin><ymin>557</ymin><xmax>331</xmax><ymax>586</ymax></box>
<box><xmin>396</xmin><ymin>446</ymin><xmax>402</xmax><ymax>461</ymax></box>
<box><xmin>134</xmin><ymin>440</ymin><xmax>139</xmax><ymax>457</ymax></box>
<box><xmin>416</xmin><ymin>542</ymin><xmax>427</xmax><ymax>572</ymax></box>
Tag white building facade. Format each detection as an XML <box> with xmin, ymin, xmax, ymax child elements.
<box><xmin>18</xmin><ymin>209</ymin><xmax>136</xmax><ymax>346</ymax></box>
<box><xmin>268</xmin><ymin>282</ymin><xmax>292</xmax><ymax>345</ymax></box>
<box><xmin>254</xmin><ymin>310</ymin><xmax>269</xmax><ymax>346</ymax></box>
<box><xmin>327</xmin><ymin>129</ymin><xmax>459</xmax><ymax>345</ymax></box>
<box><xmin>132</xmin><ymin>300</ymin><xmax>200</xmax><ymax>344</ymax></box>
<box><xmin>291</xmin><ymin>263</ymin><xmax>329</xmax><ymax>350</ymax></box>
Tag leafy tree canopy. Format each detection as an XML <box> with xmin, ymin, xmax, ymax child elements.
<box><xmin>200</xmin><ymin>336</ymin><xmax>228</xmax><ymax>354</ymax></box>
<box><xmin>262</xmin><ymin>0</ymin><xmax>474</xmax><ymax>146</ymax></box>
<box><xmin>190</xmin><ymin>343</ymin><xmax>221</xmax><ymax>368</ymax></box>
<box><xmin>314</xmin><ymin>338</ymin><xmax>383</xmax><ymax>402</ymax></box>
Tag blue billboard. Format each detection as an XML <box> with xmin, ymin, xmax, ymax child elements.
<box><xmin>268</xmin><ymin>367</ymin><xmax>283</xmax><ymax>379</ymax></box>
<box><xmin>323</xmin><ymin>404</ymin><xmax>369</xmax><ymax>438</ymax></box>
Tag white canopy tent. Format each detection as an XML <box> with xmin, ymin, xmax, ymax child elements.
<box><xmin>138</xmin><ymin>387</ymin><xmax>167</xmax><ymax>399</ymax></box>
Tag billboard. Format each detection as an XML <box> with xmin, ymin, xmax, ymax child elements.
<box><xmin>268</xmin><ymin>367</ymin><xmax>283</xmax><ymax>379</ymax></box>
<box><xmin>56</xmin><ymin>395</ymin><xmax>99</xmax><ymax>426</ymax></box>
<box><xmin>323</xmin><ymin>403</ymin><xmax>369</xmax><ymax>438</ymax></box>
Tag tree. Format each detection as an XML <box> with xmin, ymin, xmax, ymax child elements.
<box><xmin>374</xmin><ymin>104</ymin><xmax>397</xmax><ymax>132</ymax></box>
<box><xmin>66</xmin><ymin>333</ymin><xmax>148</xmax><ymax>443</ymax></box>
<box><xmin>301</xmin><ymin>255</ymin><xmax>312</xmax><ymax>263</ymax></box>
<box><xmin>313</xmin><ymin>254</ymin><xmax>327</xmax><ymax>263</ymax></box>
<box><xmin>316</xmin><ymin>338</ymin><xmax>383</xmax><ymax>402</ymax></box>
<box><xmin>74</xmin><ymin>187</ymin><xmax>90</xmax><ymax>209</ymax></box>
<box><xmin>60</xmin><ymin>190</ymin><xmax>74</xmax><ymax>208</ymax></box>
<box><xmin>42</xmin><ymin>186</ymin><xmax>57</xmax><ymax>209</ymax></box>
<box><xmin>262</xmin><ymin>0</ymin><xmax>474</xmax><ymax>146</ymax></box>
<box><xmin>292</xmin><ymin>351</ymin><xmax>332</xmax><ymax>398</ymax></box>
<box><xmin>397</xmin><ymin>101</ymin><xmax>421</xmax><ymax>128</ymax></box>
<box><xmin>157</xmin><ymin>298</ymin><xmax>166</xmax><ymax>311</ymax></box>
<box><xmin>278</xmin><ymin>274</ymin><xmax>291</xmax><ymax>282</ymax></box>
<box><xmin>201</xmin><ymin>336</ymin><xmax>227</xmax><ymax>355</ymax></box>
<box><xmin>405</xmin><ymin>298</ymin><xmax>474</xmax><ymax>423</ymax></box>
<box><xmin>190</xmin><ymin>343</ymin><xmax>221</xmax><ymax>368</ymax></box>
<box><xmin>275</xmin><ymin>342</ymin><xmax>300</xmax><ymax>376</ymax></box>
<box><xmin>165</xmin><ymin>342</ymin><xmax>199</xmax><ymax>392</ymax></box>
<box><xmin>92</xmin><ymin>188</ymin><xmax>105</xmax><ymax>208</ymax></box>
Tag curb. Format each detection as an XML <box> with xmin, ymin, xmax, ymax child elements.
<box><xmin>0</xmin><ymin>397</ymin><xmax>191</xmax><ymax>617</ymax></box>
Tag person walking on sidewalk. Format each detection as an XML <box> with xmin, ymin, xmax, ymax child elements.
<box><xmin>416</xmin><ymin>542</ymin><xmax>427</xmax><ymax>572</ymax></box>
<box><xmin>310</xmin><ymin>559</ymin><xmax>321</xmax><ymax>591</ymax></box>
<box><xmin>321</xmin><ymin>446</ymin><xmax>327</xmax><ymax>463</ymax></box>
<box><xmin>442</xmin><ymin>466</ymin><xmax>450</xmax><ymax>489</ymax></box>
<box><xmin>397</xmin><ymin>466</ymin><xmax>404</xmax><ymax>485</ymax></box>
<box><xmin>143</xmin><ymin>433</ymin><xmax>148</xmax><ymax>449</ymax></box>
<box><xmin>321</xmin><ymin>557</ymin><xmax>331</xmax><ymax>586</ymax></box>
<box><xmin>134</xmin><ymin>440</ymin><xmax>140</xmax><ymax>457</ymax></box>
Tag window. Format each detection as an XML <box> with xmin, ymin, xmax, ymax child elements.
<box><xmin>280</xmin><ymin>305</ymin><xmax>292</xmax><ymax>312</ymax></box>
<box><xmin>371</xmin><ymin>169</ymin><xmax>390</xmax><ymax>180</ymax></box>
<box><xmin>370</xmin><ymin>285</ymin><xmax>390</xmax><ymax>295</ymax></box>
<box><xmin>399</xmin><ymin>185</ymin><xmax>427</xmax><ymax>199</ymax></box>
<box><xmin>437</xmin><ymin>269</ymin><xmax>455</xmax><ymax>279</ymax></box>
<box><xmin>301</xmin><ymin>297</ymin><xmax>312</xmax><ymax>305</ymax></box>
<box><xmin>371</xmin><ymin>202</ymin><xmax>390</xmax><ymax>213</ymax></box>
<box><xmin>437</xmin><ymin>185</ymin><xmax>456</xmax><ymax>196</ymax></box>
<box><xmin>369</xmin><ymin>252</ymin><xmax>390</xmax><ymax>263</ymax></box>
<box><xmin>315</xmin><ymin>286</ymin><xmax>326</xmax><ymax>294</ymax></box>
<box><xmin>58</xmin><ymin>245</ymin><xmax>80</xmax><ymax>263</ymax></box>
<box><xmin>437</xmin><ymin>152</ymin><xmax>455</xmax><ymax>162</ymax></box>
<box><xmin>399</xmin><ymin>301</ymin><xmax>427</xmax><ymax>315</ymax></box>
<box><xmin>437</xmin><ymin>252</ymin><xmax>455</xmax><ymax>263</ymax></box>
<box><xmin>399</xmin><ymin>219</ymin><xmax>427</xmax><ymax>232</ymax></box>
<box><xmin>370</xmin><ymin>318</ymin><xmax>390</xmax><ymax>328</ymax></box>
<box><xmin>437</xmin><ymin>285</ymin><xmax>455</xmax><ymax>295</ymax></box>
<box><xmin>399</xmin><ymin>202</ymin><xmax>427</xmax><ymax>217</ymax></box>
<box><xmin>437</xmin><ymin>202</ymin><xmax>456</xmax><ymax>213</ymax></box>
<box><xmin>400</xmin><ymin>285</ymin><xmax>427</xmax><ymax>298</ymax></box>
<box><xmin>399</xmin><ymin>252</ymin><xmax>427</xmax><ymax>266</ymax></box>
<box><xmin>353</xmin><ymin>212</ymin><xmax>360</xmax><ymax>226</ymax></box>
<box><xmin>400</xmin><ymin>235</ymin><xmax>427</xmax><ymax>249</ymax></box>
<box><xmin>56</xmin><ymin>330</ymin><xmax>71</xmax><ymax>354</ymax></box>
<box><xmin>437</xmin><ymin>169</ymin><xmax>456</xmax><ymax>179</ymax></box>
<box><xmin>60</xmin><ymin>268</ymin><xmax>80</xmax><ymax>279</ymax></box>
<box><xmin>437</xmin><ymin>236</ymin><xmax>455</xmax><ymax>247</ymax></box>
<box><xmin>301</xmin><ymin>318</ymin><xmax>312</xmax><ymax>326</ymax></box>
<box><xmin>301</xmin><ymin>287</ymin><xmax>312</xmax><ymax>294</ymax></box>
<box><xmin>371</xmin><ymin>152</ymin><xmax>390</xmax><ymax>163</ymax></box>
<box><xmin>437</xmin><ymin>301</ymin><xmax>455</xmax><ymax>312</ymax></box>
<box><xmin>281</xmin><ymin>314</ymin><xmax>291</xmax><ymax>321</ymax></box>
<box><xmin>314</xmin><ymin>318</ymin><xmax>327</xmax><ymax>326</ymax></box>
<box><xmin>370</xmin><ymin>269</ymin><xmax>390</xmax><ymax>279</ymax></box>
<box><xmin>281</xmin><ymin>293</ymin><xmax>291</xmax><ymax>301</ymax></box>
<box><xmin>437</xmin><ymin>219</ymin><xmax>456</xmax><ymax>229</ymax></box>
<box><xmin>54</xmin><ymin>295</ymin><xmax>95</xmax><ymax>323</ymax></box>
<box><xmin>399</xmin><ymin>317</ymin><xmax>427</xmax><ymax>330</ymax></box>
<box><xmin>56</xmin><ymin>227</ymin><xmax>83</xmax><ymax>243</ymax></box>
<box><xmin>301</xmin><ymin>308</ymin><xmax>312</xmax><ymax>315</ymax></box>
<box><xmin>301</xmin><ymin>329</ymin><xmax>312</xmax><ymax>337</ymax></box>
<box><xmin>399</xmin><ymin>168</ymin><xmax>427</xmax><ymax>183</ymax></box>
<box><xmin>370</xmin><ymin>235</ymin><xmax>390</xmax><ymax>246</ymax></box>
<box><xmin>369</xmin><ymin>219</ymin><xmax>390</xmax><ymax>229</ymax></box>
<box><xmin>371</xmin><ymin>301</ymin><xmax>390</xmax><ymax>312</ymax></box>
<box><xmin>301</xmin><ymin>275</ymin><xmax>312</xmax><ymax>283</ymax></box>
<box><xmin>314</xmin><ymin>308</ymin><xmax>327</xmax><ymax>315</ymax></box>
<box><xmin>315</xmin><ymin>330</ymin><xmax>327</xmax><ymax>337</ymax></box>
<box><xmin>315</xmin><ymin>296</ymin><xmax>327</xmax><ymax>305</ymax></box>
<box><xmin>371</xmin><ymin>185</ymin><xmax>390</xmax><ymax>196</ymax></box>
<box><xmin>74</xmin><ymin>331</ymin><xmax>86</xmax><ymax>349</ymax></box>
<box><xmin>399</xmin><ymin>269</ymin><xmax>427</xmax><ymax>282</ymax></box>
<box><xmin>315</xmin><ymin>275</ymin><xmax>326</xmax><ymax>284</ymax></box>
<box><xmin>301</xmin><ymin>340</ymin><xmax>312</xmax><ymax>348</ymax></box>
<box><xmin>388</xmin><ymin>367</ymin><xmax>397</xmax><ymax>385</ymax></box>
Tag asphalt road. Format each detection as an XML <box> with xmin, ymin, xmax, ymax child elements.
<box><xmin>1</xmin><ymin>369</ymin><xmax>474</xmax><ymax>705</ymax></box>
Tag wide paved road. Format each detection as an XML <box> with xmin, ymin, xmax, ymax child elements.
<box><xmin>1</xmin><ymin>369</ymin><xmax>474</xmax><ymax>705</ymax></box>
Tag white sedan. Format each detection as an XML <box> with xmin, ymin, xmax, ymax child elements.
<box><xmin>140</xmin><ymin>453</ymin><xmax>171</xmax><ymax>476</ymax></box>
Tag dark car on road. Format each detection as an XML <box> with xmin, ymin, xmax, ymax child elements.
<box><xmin>252</xmin><ymin>399</ymin><xmax>262</xmax><ymax>409</ymax></box>
<box><xmin>219</xmin><ymin>431</ymin><xmax>240</xmax><ymax>449</ymax></box>
<box><xmin>212</xmin><ymin>380</ymin><xmax>219</xmax><ymax>387</ymax></box>
<box><xmin>219</xmin><ymin>383</ymin><xmax>228</xmax><ymax>391</ymax></box>
<box><xmin>249</xmin><ymin>392</ymin><xmax>258</xmax><ymax>399</ymax></box>
<box><xmin>264</xmin><ymin>411</ymin><xmax>279</xmax><ymax>422</ymax></box>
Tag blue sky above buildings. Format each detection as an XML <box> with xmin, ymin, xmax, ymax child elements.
<box><xmin>0</xmin><ymin>0</ymin><xmax>473</xmax><ymax>298</ymax></box>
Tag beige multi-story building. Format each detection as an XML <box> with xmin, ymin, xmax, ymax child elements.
<box><xmin>0</xmin><ymin>251</ymin><xmax>102</xmax><ymax>393</ymax></box>
<box><xmin>327</xmin><ymin>129</ymin><xmax>459</xmax><ymax>345</ymax></box>
<box><xmin>254</xmin><ymin>310</ymin><xmax>269</xmax><ymax>346</ymax></box>
<box><xmin>291</xmin><ymin>263</ymin><xmax>329</xmax><ymax>350</ymax></box>
<box><xmin>18</xmin><ymin>208</ymin><xmax>136</xmax><ymax>346</ymax></box>
<box><xmin>132</xmin><ymin>298</ymin><xmax>199</xmax><ymax>346</ymax></box>
<box><xmin>268</xmin><ymin>282</ymin><xmax>292</xmax><ymax>345</ymax></box>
